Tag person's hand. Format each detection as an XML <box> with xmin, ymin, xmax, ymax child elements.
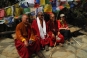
<box><xmin>66</xmin><ymin>27</ymin><xmax>70</xmax><ymax>30</ymax></box>
<box><xmin>47</xmin><ymin>34</ymin><xmax>49</xmax><ymax>38</ymax></box>
<box><xmin>52</xmin><ymin>33</ymin><xmax>55</xmax><ymax>38</ymax></box>
<box><xmin>24</xmin><ymin>40</ymin><xmax>29</xmax><ymax>47</ymax></box>
<box><xmin>29</xmin><ymin>39</ymin><xmax>34</xmax><ymax>46</ymax></box>
<box><xmin>53</xmin><ymin>29</ymin><xmax>55</xmax><ymax>32</ymax></box>
<box><xmin>35</xmin><ymin>35</ymin><xmax>40</xmax><ymax>39</ymax></box>
<box><xmin>58</xmin><ymin>32</ymin><xmax>60</xmax><ymax>35</ymax></box>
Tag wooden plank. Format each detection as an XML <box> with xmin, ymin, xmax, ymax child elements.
<box><xmin>0</xmin><ymin>31</ymin><xmax>15</xmax><ymax>35</ymax></box>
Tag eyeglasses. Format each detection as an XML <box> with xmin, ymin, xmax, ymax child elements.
<box><xmin>61</xmin><ymin>16</ymin><xmax>65</xmax><ymax>18</ymax></box>
<box><xmin>26</xmin><ymin>18</ymin><xmax>29</xmax><ymax>19</ymax></box>
<box><xmin>51</xmin><ymin>17</ymin><xmax>55</xmax><ymax>18</ymax></box>
<box><xmin>38</xmin><ymin>14</ymin><xmax>44</xmax><ymax>16</ymax></box>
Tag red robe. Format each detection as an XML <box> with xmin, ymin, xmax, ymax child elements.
<box><xmin>47</xmin><ymin>20</ymin><xmax>64</xmax><ymax>46</ymax></box>
<box><xmin>57</xmin><ymin>20</ymin><xmax>68</xmax><ymax>29</ymax></box>
<box><xmin>31</xmin><ymin>19</ymin><xmax>49</xmax><ymax>47</ymax></box>
<box><xmin>15</xmin><ymin>22</ymin><xmax>40</xmax><ymax>58</ymax></box>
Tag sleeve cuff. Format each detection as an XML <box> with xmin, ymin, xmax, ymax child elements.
<box><xmin>22</xmin><ymin>38</ymin><xmax>26</xmax><ymax>42</ymax></box>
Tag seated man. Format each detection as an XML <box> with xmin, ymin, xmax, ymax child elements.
<box><xmin>15</xmin><ymin>14</ymin><xmax>45</xmax><ymax>58</ymax></box>
<box><xmin>31</xmin><ymin>12</ymin><xmax>49</xmax><ymax>51</ymax></box>
<box><xmin>47</xmin><ymin>13</ymin><xmax>64</xmax><ymax>47</ymax></box>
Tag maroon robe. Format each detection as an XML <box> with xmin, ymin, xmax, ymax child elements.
<box><xmin>47</xmin><ymin>20</ymin><xmax>64</xmax><ymax>46</ymax></box>
<box><xmin>31</xmin><ymin>19</ymin><xmax>49</xmax><ymax>47</ymax></box>
<box><xmin>15</xmin><ymin>22</ymin><xmax>40</xmax><ymax>58</ymax></box>
<box><xmin>56</xmin><ymin>33</ymin><xmax>64</xmax><ymax>44</ymax></box>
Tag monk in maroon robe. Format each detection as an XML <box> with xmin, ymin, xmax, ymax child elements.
<box><xmin>47</xmin><ymin>13</ymin><xmax>64</xmax><ymax>47</ymax></box>
<box><xmin>15</xmin><ymin>14</ymin><xmax>45</xmax><ymax>58</ymax></box>
<box><xmin>31</xmin><ymin>12</ymin><xmax>49</xmax><ymax>51</ymax></box>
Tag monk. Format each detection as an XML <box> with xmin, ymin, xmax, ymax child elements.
<box><xmin>31</xmin><ymin>12</ymin><xmax>49</xmax><ymax>51</ymax></box>
<box><xmin>15</xmin><ymin>14</ymin><xmax>45</xmax><ymax>58</ymax></box>
<box><xmin>47</xmin><ymin>13</ymin><xmax>64</xmax><ymax>47</ymax></box>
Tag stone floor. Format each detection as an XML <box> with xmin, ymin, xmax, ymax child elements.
<box><xmin>0</xmin><ymin>26</ymin><xmax>87</xmax><ymax>58</ymax></box>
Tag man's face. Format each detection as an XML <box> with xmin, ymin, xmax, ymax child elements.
<box><xmin>50</xmin><ymin>14</ymin><xmax>55</xmax><ymax>21</ymax></box>
<box><xmin>38</xmin><ymin>12</ymin><xmax>44</xmax><ymax>20</ymax></box>
<box><xmin>22</xmin><ymin>15</ymin><xmax>29</xmax><ymax>24</ymax></box>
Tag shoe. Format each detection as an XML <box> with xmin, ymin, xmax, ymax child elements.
<box><xmin>36</xmin><ymin>51</ymin><xmax>45</xmax><ymax>58</ymax></box>
<box><xmin>41</xmin><ymin>47</ymin><xmax>45</xmax><ymax>50</ymax></box>
<box><xmin>59</xmin><ymin>43</ymin><xmax>64</xmax><ymax>47</ymax></box>
<box><xmin>45</xmin><ymin>45</ymin><xmax>49</xmax><ymax>51</ymax></box>
<box><xmin>70</xmin><ymin>40</ymin><xmax>74</xmax><ymax>44</ymax></box>
<box><xmin>70</xmin><ymin>41</ymin><xmax>74</xmax><ymax>44</ymax></box>
<box><xmin>70</xmin><ymin>39</ymin><xmax>74</xmax><ymax>44</ymax></box>
<box><xmin>65</xmin><ymin>40</ymin><xmax>70</xmax><ymax>45</ymax></box>
<box><xmin>67</xmin><ymin>42</ymin><xmax>70</xmax><ymax>45</ymax></box>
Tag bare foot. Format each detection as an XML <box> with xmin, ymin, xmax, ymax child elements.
<box><xmin>59</xmin><ymin>43</ymin><xmax>63</xmax><ymax>47</ymax></box>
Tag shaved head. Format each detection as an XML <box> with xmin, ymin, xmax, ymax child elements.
<box><xmin>22</xmin><ymin>14</ymin><xmax>28</xmax><ymax>20</ymax></box>
<box><xmin>50</xmin><ymin>13</ymin><xmax>54</xmax><ymax>17</ymax></box>
<box><xmin>50</xmin><ymin>13</ymin><xmax>55</xmax><ymax>21</ymax></box>
<box><xmin>22</xmin><ymin>14</ymin><xmax>29</xmax><ymax>24</ymax></box>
